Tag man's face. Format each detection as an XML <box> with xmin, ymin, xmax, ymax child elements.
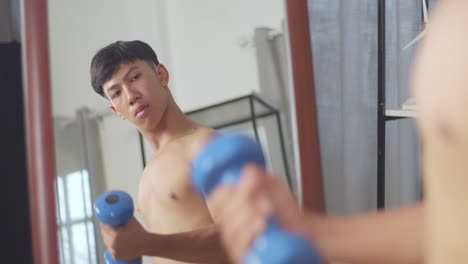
<box><xmin>102</xmin><ymin>60</ymin><xmax>170</xmax><ymax>130</ymax></box>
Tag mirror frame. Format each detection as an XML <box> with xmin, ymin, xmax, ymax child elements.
<box><xmin>286</xmin><ymin>0</ymin><xmax>324</xmax><ymax>212</ymax></box>
<box><xmin>21</xmin><ymin>0</ymin><xmax>59</xmax><ymax>263</ymax></box>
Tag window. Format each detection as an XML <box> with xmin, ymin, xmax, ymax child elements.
<box><xmin>56</xmin><ymin>170</ymin><xmax>98</xmax><ymax>264</ymax></box>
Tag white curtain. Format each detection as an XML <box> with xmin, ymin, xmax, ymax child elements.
<box><xmin>54</xmin><ymin>108</ymin><xmax>106</xmax><ymax>264</ymax></box>
<box><xmin>308</xmin><ymin>0</ymin><xmax>422</xmax><ymax>214</ymax></box>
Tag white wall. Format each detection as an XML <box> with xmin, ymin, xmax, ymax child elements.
<box><xmin>98</xmin><ymin>116</ymin><xmax>143</xmax><ymax>203</ymax></box>
<box><xmin>165</xmin><ymin>0</ymin><xmax>284</xmax><ymax>111</ymax></box>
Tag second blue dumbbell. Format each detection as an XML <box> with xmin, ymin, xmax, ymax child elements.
<box><xmin>191</xmin><ymin>133</ymin><xmax>322</xmax><ymax>264</ymax></box>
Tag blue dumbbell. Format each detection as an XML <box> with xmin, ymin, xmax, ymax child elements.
<box><xmin>94</xmin><ymin>190</ymin><xmax>142</xmax><ymax>264</ymax></box>
<box><xmin>191</xmin><ymin>133</ymin><xmax>322</xmax><ymax>264</ymax></box>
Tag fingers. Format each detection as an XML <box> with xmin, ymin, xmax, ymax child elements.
<box><xmin>266</xmin><ymin>176</ymin><xmax>302</xmax><ymax>229</ymax></box>
<box><xmin>209</xmin><ymin>185</ymin><xmax>235</xmax><ymax>222</ymax></box>
<box><xmin>225</xmin><ymin>200</ymin><xmax>270</xmax><ymax>263</ymax></box>
<box><xmin>99</xmin><ymin>224</ymin><xmax>117</xmax><ymax>255</ymax></box>
<box><xmin>209</xmin><ymin>165</ymin><xmax>269</xmax><ymax>221</ymax></box>
<box><xmin>242</xmin><ymin>165</ymin><xmax>304</xmax><ymax>230</ymax></box>
<box><xmin>98</xmin><ymin>218</ymin><xmax>147</xmax><ymax>260</ymax></box>
<box><xmin>100</xmin><ymin>223</ymin><xmax>117</xmax><ymax>233</ymax></box>
<box><xmin>209</xmin><ymin>164</ymin><xmax>274</xmax><ymax>262</ymax></box>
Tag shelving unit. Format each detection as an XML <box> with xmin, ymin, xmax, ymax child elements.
<box><xmin>377</xmin><ymin>0</ymin><xmax>426</xmax><ymax>208</ymax></box>
<box><xmin>385</xmin><ymin>109</ymin><xmax>417</xmax><ymax>120</ymax></box>
<box><xmin>138</xmin><ymin>93</ymin><xmax>293</xmax><ymax>189</ymax></box>
<box><xmin>186</xmin><ymin>93</ymin><xmax>292</xmax><ymax>189</ymax></box>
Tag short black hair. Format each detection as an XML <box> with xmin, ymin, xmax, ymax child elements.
<box><xmin>90</xmin><ymin>40</ymin><xmax>159</xmax><ymax>98</ymax></box>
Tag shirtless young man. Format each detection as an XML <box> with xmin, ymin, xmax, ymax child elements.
<box><xmin>208</xmin><ymin>1</ymin><xmax>468</xmax><ymax>263</ymax></box>
<box><xmin>90</xmin><ymin>40</ymin><xmax>229</xmax><ymax>264</ymax></box>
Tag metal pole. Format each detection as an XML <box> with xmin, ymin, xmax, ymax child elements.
<box><xmin>377</xmin><ymin>0</ymin><xmax>386</xmax><ymax>209</ymax></box>
<box><xmin>139</xmin><ymin>132</ymin><xmax>147</xmax><ymax>168</ymax></box>
<box><xmin>275</xmin><ymin>112</ymin><xmax>293</xmax><ymax>188</ymax></box>
<box><xmin>249</xmin><ymin>96</ymin><xmax>260</xmax><ymax>144</ymax></box>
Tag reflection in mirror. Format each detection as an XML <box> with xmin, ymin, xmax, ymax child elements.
<box><xmin>55</xmin><ymin>170</ymin><xmax>96</xmax><ymax>263</ymax></box>
<box><xmin>48</xmin><ymin>1</ymin><xmax>297</xmax><ymax>263</ymax></box>
<box><xmin>53</xmin><ymin>111</ymin><xmax>104</xmax><ymax>264</ymax></box>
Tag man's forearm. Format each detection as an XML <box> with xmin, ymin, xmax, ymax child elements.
<box><xmin>305</xmin><ymin>203</ymin><xmax>424</xmax><ymax>264</ymax></box>
<box><xmin>141</xmin><ymin>225</ymin><xmax>230</xmax><ymax>264</ymax></box>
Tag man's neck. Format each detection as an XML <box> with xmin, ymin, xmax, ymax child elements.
<box><xmin>140</xmin><ymin>100</ymin><xmax>198</xmax><ymax>154</ymax></box>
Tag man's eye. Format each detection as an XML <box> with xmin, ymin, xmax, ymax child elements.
<box><xmin>131</xmin><ymin>73</ymin><xmax>141</xmax><ymax>81</ymax></box>
<box><xmin>112</xmin><ymin>91</ymin><xmax>121</xmax><ymax>98</ymax></box>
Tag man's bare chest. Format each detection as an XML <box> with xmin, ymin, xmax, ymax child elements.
<box><xmin>138</xmin><ymin>159</ymin><xmax>193</xmax><ymax>206</ymax></box>
<box><xmin>137</xmin><ymin>160</ymin><xmax>211</xmax><ymax>230</ymax></box>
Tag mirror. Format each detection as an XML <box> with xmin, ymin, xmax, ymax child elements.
<box><xmin>48</xmin><ymin>1</ymin><xmax>298</xmax><ymax>263</ymax></box>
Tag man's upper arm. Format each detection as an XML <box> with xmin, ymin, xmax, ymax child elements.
<box><xmin>412</xmin><ymin>1</ymin><xmax>468</xmax><ymax>262</ymax></box>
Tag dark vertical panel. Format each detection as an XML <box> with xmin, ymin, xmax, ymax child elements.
<box><xmin>377</xmin><ymin>0</ymin><xmax>386</xmax><ymax>208</ymax></box>
<box><xmin>1</xmin><ymin>42</ymin><xmax>33</xmax><ymax>264</ymax></box>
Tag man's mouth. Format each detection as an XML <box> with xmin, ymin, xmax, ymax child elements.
<box><xmin>135</xmin><ymin>105</ymin><xmax>148</xmax><ymax>119</ymax></box>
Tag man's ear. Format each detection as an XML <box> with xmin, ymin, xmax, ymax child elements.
<box><xmin>110</xmin><ymin>105</ymin><xmax>125</xmax><ymax>119</ymax></box>
<box><xmin>156</xmin><ymin>64</ymin><xmax>170</xmax><ymax>87</ymax></box>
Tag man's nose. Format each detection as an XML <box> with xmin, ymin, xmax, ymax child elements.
<box><xmin>126</xmin><ymin>86</ymin><xmax>141</xmax><ymax>106</ymax></box>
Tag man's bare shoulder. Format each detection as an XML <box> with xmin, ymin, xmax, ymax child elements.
<box><xmin>144</xmin><ymin>150</ymin><xmax>164</xmax><ymax>170</ymax></box>
<box><xmin>141</xmin><ymin>126</ymin><xmax>215</xmax><ymax>175</ymax></box>
<box><xmin>413</xmin><ymin>0</ymin><xmax>468</xmax><ymax>148</ymax></box>
<box><xmin>186</xmin><ymin>125</ymin><xmax>216</xmax><ymax>156</ymax></box>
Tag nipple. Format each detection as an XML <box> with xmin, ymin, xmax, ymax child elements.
<box><xmin>437</xmin><ymin>119</ymin><xmax>456</xmax><ymax>144</ymax></box>
<box><xmin>169</xmin><ymin>192</ymin><xmax>178</xmax><ymax>200</ymax></box>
